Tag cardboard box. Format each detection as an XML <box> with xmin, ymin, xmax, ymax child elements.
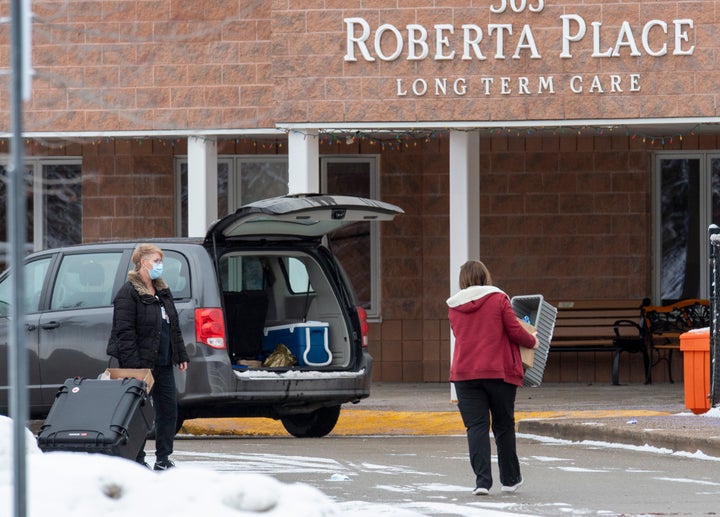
<box><xmin>236</xmin><ymin>359</ymin><xmax>263</xmax><ymax>368</ymax></box>
<box><xmin>262</xmin><ymin>321</ymin><xmax>332</xmax><ymax>366</ymax></box>
<box><xmin>517</xmin><ymin>318</ymin><xmax>536</xmax><ymax>369</ymax></box>
<box><xmin>103</xmin><ymin>368</ymin><xmax>154</xmax><ymax>393</ymax></box>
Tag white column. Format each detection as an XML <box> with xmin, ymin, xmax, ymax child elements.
<box><xmin>287</xmin><ymin>129</ymin><xmax>319</xmax><ymax>194</ymax></box>
<box><xmin>448</xmin><ymin>130</ymin><xmax>480</xmax><ymax>402</ymax></box>
<box><xmin>449</xmin><ymin>129</ymin><xmax>481</xmax><ymax>294</ymax></box>
<box><xmin>187</xmin><ymin>136</ymin><xmax>218</xmax><ymax>237</ymax></box>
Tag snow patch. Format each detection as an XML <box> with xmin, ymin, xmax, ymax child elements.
<box><xmin>0</xmin><ymin>416</ymin><xmax>423</xmax><ymax>517</ymax></box>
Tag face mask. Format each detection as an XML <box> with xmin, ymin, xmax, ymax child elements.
<box><xmin>149</xmin><ymin>262</ymin><xmax>163</xmax><ymax>280</ymax></box>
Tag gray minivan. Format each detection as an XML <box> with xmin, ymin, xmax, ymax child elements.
<box><xmin>0</xmin><ymin>194</ymin><xmax>403</xmax><ymax>437</ymax></box>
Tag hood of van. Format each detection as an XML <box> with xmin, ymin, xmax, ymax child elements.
<box><xmin>205</xmin><ymin>194</ymin><xmax>404</xmax><ymax>242</ymax></box>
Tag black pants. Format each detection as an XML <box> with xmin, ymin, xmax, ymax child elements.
<box><xmin>454</xmin><ymin>379</ymin><xmax>521</xmax><ymax>490</ymax></box>
<box><xmin>136</xmin><ymin>365</ymin><xmax>177</xmax><ymax>464</ymax></box>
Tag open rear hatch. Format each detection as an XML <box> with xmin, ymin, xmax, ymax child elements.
<box><xmin>204</xmin><ymin>194</ymin><xmax>403</xmax><ymax>373</ymax></box>
<box><xmin>204</xmin><ymin>194</ymin><xmax>404</xmax><ymax>243</ymax></box>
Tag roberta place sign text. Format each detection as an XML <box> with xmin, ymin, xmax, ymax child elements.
<box><xmin>343</xmin><ymin>0</ymin><xmax>695</xmax><ymax>97</ymax></box>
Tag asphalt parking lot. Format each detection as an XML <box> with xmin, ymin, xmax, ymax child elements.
<box><xmin>178</xmin><ymin>382</ymin><xmax>720</xmax><ymax>457</ymax></box>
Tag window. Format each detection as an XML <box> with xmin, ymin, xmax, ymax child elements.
<box><xmin>175</xmin><ymin>153</ymin><xmax>383</xmax><ymax>318</ymax></box>
<box><xmin>232</xmin><ymin>159</ymin><xmax>288</xmax><ymax>206</ymax></box>
<box><xmin>0</xmin><ymin>163</ymin><xmax>33</xmax><ymax>272</ymax></box>
<box><xmin>321</xmin><ymin>156</ymin><xmax>381</xmax><ymax>319</ymax></box>
<box><xmin>654</xmin><ymin>153</ymin><xmax>720</xmax><ymax>302</ymax></box>
<box><xmin>285</xmin><ymin>257</ymin><xmax>313</xmax><ymax>294</ymax></box>
<box><xmin>124</xmin><ymin>250</ymin><xmax>191</xmax><ymax>300</ymax></box>
<box><xmin>219</xmin><ymin>254</ymin><xmax>313</xmax><ymax>295</ymax></box>
<box><xmin>40</xmin><ymin>163</ymin><xmax>82</xmax><ymax>249</ymax></box>
<box><xmin>51</xmin><ymin>253</ymin><xmax>122</xmax><ymax>310</ymax></box>
<box><xmin>161</xmin><ymin>251</ymin><xmax>192</xmax><ymax>299</ymax></box>
<box><xmin>217</xmin><ymin>255</ymin><xmax>269</xmax><ymax>292</ymax></box>
<box><xmin>0</xmin><ymin>257</ymin><xmax>52</xmax><ymax>316</ymax></box>
<box><xmin>0</xmin><ymin>159</ymin><xmax>81</xmax><ymax>270</ymax></box>
<box><xmin>175</xmin><ymin>157</ymin><xmax>288</xmax><ymax>236</ymax></box>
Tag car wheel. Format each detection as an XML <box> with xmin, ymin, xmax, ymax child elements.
<box><xmin>280</xmin><ymin>405</ymin><xmax>341</xmax><ymax>438</ymax></box>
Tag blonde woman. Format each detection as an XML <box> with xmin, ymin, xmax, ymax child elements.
<box><xmin>107</xmin><ymin>244</ymin><xmax>189</xmax><ymax>470</ymax></box>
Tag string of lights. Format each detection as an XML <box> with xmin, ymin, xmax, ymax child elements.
<box><xmin>0</xmin><ymin>123</ymin><xmax>712</xmax><ymax>152</ymax></box>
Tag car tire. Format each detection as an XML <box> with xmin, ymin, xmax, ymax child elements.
<box><xmin>280</xmin><ymin>405</ymin><xmax>341</xmax><ymax>438</ymax></box>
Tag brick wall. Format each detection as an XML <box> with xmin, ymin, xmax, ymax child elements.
<box><xmin>368</xmin><ymin>132</ymin><xmax>720</xmax><ymax>383</ymax></box>
<box><xmin>17</xmin><ymin>132</ymin><xmax>711</xmax><ymax>383</ymax></box>
<box><xmin>82</xmin><ymin>140</ymin><xmax>177</xmax><ymax>240</ymax></box>
<box><xmin>479</xmin><ymin>134</ymin><xmax>651</xmax><ymax>301</ymax></box>
<box><xmin>0</xmin><ymin>1</ymin><xmax>275</xmax><ymax>132</ymax></box>
<box><xmin>276</xmin><ymin>2</ymin><xmax>719</xmax><ymax>123</ymax></box>
<box><xmin>15</xmin><ymin>137</ymin><xmax>287</xmax><ymax>244</ymax></box>
<box><xmin>1</xmin><ymin>2</ymin><xmax>717</xmax><ymax>129</ymax></box>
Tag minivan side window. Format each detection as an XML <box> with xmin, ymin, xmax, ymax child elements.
<box><xmin>286</xmin><ymin>257</ymin><xmax>314</xmax><ymax>294</ymax></box>
<box><xmin>0</xmin><ymin>257</ymin><xmax>52</xmax><ymax>317</ymax></box>
<box><xmin>51</xmin><ymin>253</ymin><xmax>122</xmax><ymax>309</ymax></box>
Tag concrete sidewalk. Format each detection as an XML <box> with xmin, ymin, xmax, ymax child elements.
<box><xmin>180</xmin><ymin>382</ymin><xmax>720</xmax><ymax>456</ymax></box>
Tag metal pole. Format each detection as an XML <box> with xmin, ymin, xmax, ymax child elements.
<box><xmin>8</xmin><ymin>0</ymin><xmax>28</xmax><ymax>515</ymax></box>
<box><xmin>709</xmin><ymin>225</ymin><xmax>720</xmax><ymax>408</ymax></box>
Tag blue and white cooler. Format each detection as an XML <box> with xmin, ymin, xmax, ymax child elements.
<box><xmin>261</xmin><ymin>321</ymin><xmax>332</xmax><ymax>366</ymax></box>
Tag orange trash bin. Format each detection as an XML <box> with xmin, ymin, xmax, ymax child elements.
<box><xmin>679</xmin><ymin>329</ymin><xmax>711</xmax><ymax>415</ymax></box>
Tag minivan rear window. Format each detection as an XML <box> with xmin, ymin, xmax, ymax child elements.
<box><xmin>123</xmin><ymin>250</ymin><xmax>191</xmax><ymax>300</ymax></box>
<box><xmin>162</xmin><ymin>251</ymin><xmax>191</xmax><ymax>299</ymax></box>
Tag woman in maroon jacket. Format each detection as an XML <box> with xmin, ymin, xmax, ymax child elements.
<box><xmin>447</xmin><ymin>260</ymin><xmax>537</xmax><ymax>496</ymax></box>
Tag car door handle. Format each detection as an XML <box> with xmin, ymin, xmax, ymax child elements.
<box><xmin>40</xmin><ymin>321</ymin><xmax>60</xmax><ymax>330</ymax></box>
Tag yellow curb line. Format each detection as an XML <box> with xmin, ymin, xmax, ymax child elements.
<box><xmin>180</xmin><ymin>409</ymin><xmax>671</xmax><ymax>437</ymax></box>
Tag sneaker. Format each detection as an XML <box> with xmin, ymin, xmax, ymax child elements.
<box><xmin>472</xmin><ymin>487</ymin><xmax>490</xmax><ymax>496</ymax></box>
<box><xmin>501</xmin><ymin>478</ymin><xmax>523</xmax><ymax>493</ymax></box>
<box><xmin>138</xmin><ymin>461</ymin><xmax>151</xmax><ymax>469</ymax></box>
<box><xmin>153</xmin><ymin>459</ymin><xmax>176</xmax><ymax>471</ymax></box>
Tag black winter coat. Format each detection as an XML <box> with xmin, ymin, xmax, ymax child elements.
<box><xmin>107</xmin><ymin>270</ymin><xmax>189</xmax><ymax>369</ymax></box>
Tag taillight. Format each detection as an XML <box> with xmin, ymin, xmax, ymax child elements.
<box><xmin>357</xmin><ymin>306</ymin><xmax>369</xmax><ymax>348</ymax></box>
<box><xmin>195</xmin><ymin>308</ymin><xmax>226</xmax><ymax>349</ymax></box>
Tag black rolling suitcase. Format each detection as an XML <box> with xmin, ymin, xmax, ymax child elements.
<box><xmin>37</xmin><ymin>377</ymin><xmax>154</xmax><ymax>459</ymax></box>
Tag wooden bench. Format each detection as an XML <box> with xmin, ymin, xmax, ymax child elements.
<box><xmin>549</xmin><ymin>300</ymin><xmax>648</xmax><ymax>385</ymax></box>
<box><xmin>642</xmin><ymin>299</ymin><xmax>710</xmax><ymax>383</ymax></box>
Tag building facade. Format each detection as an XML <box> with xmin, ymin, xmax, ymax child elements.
<box><xmin>2</xmin><ymin>0</ymin><xmax>719</xmax><ymax>383</ymax></box>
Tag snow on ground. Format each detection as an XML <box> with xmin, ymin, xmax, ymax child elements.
<box><xmin>519</xmin><ymin>404</ymin><xmax>720</xmax><ymax>462</ymax></box>
<box><xmin>1</xmin><ymin>416</ymin><xmax>531</xmax><ymax>517</ymax></box>
<box><xmin>5</xmin><ymin>409</ymin><xmax>719</xmax><ymax>516</ymax></box>
<box><xmin>0</xmin><ymin>415</ymin><xmax>423</xmax><ymax>517</ymax></box>
<box><xmin>700</xmin><ymin>406</ymin><xmax>720</xmax><ymax>418</ymax></box>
